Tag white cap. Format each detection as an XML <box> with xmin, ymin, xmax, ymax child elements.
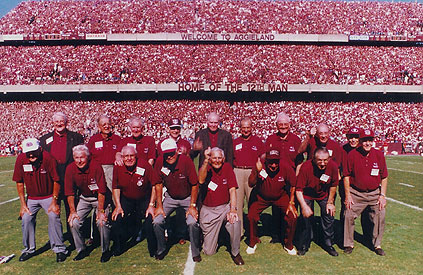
<box><xmin>22</xmin><ymin>138</ymin><xmax>40</xmax><ymax>153</ymax></box>
<box><xmin>161</xmin><ymin>138</ymin><xmax>177</xmax><ymax>153</ymax></box>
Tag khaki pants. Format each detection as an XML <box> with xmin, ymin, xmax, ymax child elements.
<box><xmin>344</xmin><ymin>188</ymin><xmax>385</xmax><ymax>248</ymax></box>
<box><xmin>234</xmin><ymin>168</ymin><xmax>252</xmax><ymax>235</ymax></box>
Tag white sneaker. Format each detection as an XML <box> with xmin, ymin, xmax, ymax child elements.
<box><xmin>246</xmin><ymin>245</ymin><xmax>257</xmax><ymax>254</ymax></box>
<box><xmin>284</xmin><ymin>246</ymin><xmax>297</xmax><ymax>256</ymax></box>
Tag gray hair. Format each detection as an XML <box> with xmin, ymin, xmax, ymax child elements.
<box><xmin>121</xmin><ymin>145</ymin><xmax>137</xmax><ymax>155</ymax></box>
<box><xmin>128</xmin><ymin>116</ymin><xmax>145</xmax><ymax>127</ymax></box>
<box><xmin>276</xmin><ymin>112</ymin><xmax>290</xmax><ymax>124</ymax></box>
<box><xmin>52</xmin><ymin>112</ymin><xmax>68</xmax><ymax>123</ymax></box>
<box><xmin>72</xmin><ymin>145</ymin><xmax>90</xmax><ymax>157</ymax></box>
<box><xmin>210</xmin><ymin>147</ymin><xmax>224</xmax><ymax>158</ymax></box>
<box><xmin>207</xmin><ymin>112</ymin><xmax>220</xmax><ymax>122</ymax></box>
<box><xmin>98</xmin><ymin>114</ymin><xmax>111</xmax><ymax>124</ymax></box>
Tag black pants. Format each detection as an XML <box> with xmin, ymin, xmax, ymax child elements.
<box><xmin>297</xmin><ymin>197</ymin><xmax>334</xmax><ymax>250</ymax></box>
<box><xmin>112</xmin><ymin>195</ymin><xmax>156</xmax><ymax>256</ymax></box>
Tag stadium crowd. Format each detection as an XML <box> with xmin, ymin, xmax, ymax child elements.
<box><xmin>1</xmin><ymin>100</ymin><xmax>422</xmax><ymax>155</ymax></box>
<box><xmin>0</xmin><ymin>45</ymin><xmax>422</xmax><ymax>85</ymax></box>
<box><xmin>1</xmin><ymin>0</ymin><xmax>423</xmax><ymax>35</ymax></box>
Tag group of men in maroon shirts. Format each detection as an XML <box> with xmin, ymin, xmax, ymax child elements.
<box><xmin>13</xmin><ymin>110</ymin><xmax>388</xmax><ymax>265</ymax></box>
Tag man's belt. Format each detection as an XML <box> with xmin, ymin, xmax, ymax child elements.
<box><xmin>234</xmin><ymin>166</ymin><xmax>253</xmax><ymax>169</ymax></box>
<box><xmin>351</xmin><ymin>185</ymin><xmax>380</xmax><ymax>193</ymax></box>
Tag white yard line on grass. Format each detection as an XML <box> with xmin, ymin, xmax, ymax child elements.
<box><xmin>0</xmin><ymin>197</ymin><xmax>19</xmax><ymax>205</ymax></box>
<box><xmin>398</xmin><ymin>182</ymin><xmax>415</xmax><ymax>188</ymax></box>
<box><xmin>183</xmin><ymin>244</ymin><xmax>195</xmax><ymax>275</ymax></box>
<box><xmin>0</xmin><ymin>170</ymin><xmax>13</xmax><ymax>174</ymax></box>
<box><xmin>388</xmin><ymin>168</ymin><xmax>423</xmax><ymax>175</ymax></box>
<box><xmin>387</xmin><ymin>197</ymin><xmax>423</xmax><ymax>211</ymax></box>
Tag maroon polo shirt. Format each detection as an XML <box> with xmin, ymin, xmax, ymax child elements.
<box><xmin>87</xmin><ymin>133</ymin><xmax>121</xmax><ymax>165</ymax></box>
<box><xmin>64</xmin><ymin>160</ymin><xmax>106</xmax><ymax>198</ymax></box>
<box><xmin>255</xmin><ymin>161</ymin><xmax>296</xmax><ymax>201</ymax></box>
<box><xmin>306</xmin><ymin>137</ymin><xmax>342</xmax><ymax>167</ymax></box>
<box><xmin>233</xmin><ymin>135</ymin><xmax>265</xmax><ymax>167</ymax></box>
<box><xmin>112</xmin><ymin>158</ymin><xmax>160</xmax><ymax>200</ymax></box>
<box><xmin>118</xmin><ymin>135</ymin><xmax>156</xmax><ymax>161</ymax></box>
<box><xmin>202</xmin><ymin>163</ymin><xmax>238</xmax><ymax>207</ymax></box>
<box><xmin>50</xmin><ymin>131</ymin><xmax>67</xmax><ymax>164</ymax></box>
<box><xmin>157</xmin><ymin>137</ymin><xmax>191</xmax><ymax>156</ymax></box>
<box><xmin>296</xmin><ymin>160</ymin><xmax>339</xmax><ymax>201</ymax></box>
<box><xmin>155</xmin><ymin>154</ymin><xmax>198</xmax><ymax>200</ymax></box>
<box><xmin>13</xmin><ymin>151</ymin><xmax>59</xmax><ymax>199</ymax></box>
<box><xmin>208</xmin><ymin>131</ymin><xmax>218</xmax><ymax>148</ymax></box>
<box><xmin>265</xmin><ymin>132</ymin><xmax>301</xmax><ymax>169</ymax></box>
<box><xmin>344</xmin><ymin>147</ymin><xmax>388</xmax><ymax>192</ymax></box>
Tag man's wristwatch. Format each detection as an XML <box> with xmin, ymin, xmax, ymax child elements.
<box><xmin>190</xmin><ymin>203</ymin><xmax>196</xmax><ymax>207</ymax></box>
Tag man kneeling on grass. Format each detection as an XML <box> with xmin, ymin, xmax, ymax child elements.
<box><xmin>198</xmin><ymin>147</ymin><xmax>244</xmax><ymax>265</ymax></box>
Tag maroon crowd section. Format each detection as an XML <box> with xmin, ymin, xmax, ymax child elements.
<box><xmin>1</xmin><ymin>100</ymin><xmax>422</xmax><ymax>155</ymax></box>
<box><xmin>0</xmin><ymin>44</ymin><xmax>421</xmax><ymax>85</ymax></box>
<box><xmin>1</xmin><ymin>0</ymin><xmax>423</xmax><ymax>35</ymax></box>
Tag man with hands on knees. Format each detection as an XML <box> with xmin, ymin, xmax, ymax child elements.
<box><xmin>343</xmin><ymin>129</ymin><xmax>388</xmax><ymax>256</ymax></box>
<box><xmin>296</xmin><ymin>147</ymin><xmax>339</xmax><ymax>256</ymax></box>
<box><xmin>198</xmin><ymin>147</ymin><xmax>244</xmax><ymax>265</ymax></box>
<box><xmin>246</xmin><ymin>150</ymin><xmax>297</xmax><ymax>256</ymax></box>
<box><xmin>152</xmin><ymin>138</ymin><xmax>201</xmax><ymax>261</ymax></box>
<box><xmin>13</xmin><ymin>138</ymin><xmax>68</xmax><ymax>262</ymax></box>
<box><xmin>111</xmin><ymin>145</ymin><xmax>159</xmax><ymax>257</ymax></box>
<box><xmin>65</xmin><ymin>145</ymin><xmax>112</xmax><ymax>262</ymax></box>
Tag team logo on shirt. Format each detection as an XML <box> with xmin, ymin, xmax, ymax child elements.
<box><xmin>144</xmin><ymin>148</ymin><xmax>149</xmax><ymax>153</ymax></box>
<box><xmin>137</xmin><ymin>177</ymin><xmax>143</xmax><ymax>186</ymax></box>
<box><xmin>40</xmin><ymin>168</ymin><xmax>47</xmax><ymax>174</ymax></box>
<box><xmin>373</xmin><ymin>163</ymin><xmax>379</xmax><ymax>168</ymax></box>
<box><xmin>178</xmin><ymin>174</ymin><xmax>186</xmax><ymax>179</ymax></box>
<box><xmin>112</xmin><ymin>145</ymin><xmax>117</xmax><ymax>150</ymax></box>
<box><xmin>278</xmin><ymin>177</ymin><xmax>284</xmax><ymax>182</ymax></box>
<box><xmin>251</xmin><ymin>146</ymin><xmax>257</xmax><ymax>151</ymax></box>
<box><xmin>289</xmin><ymin>146</ymin><xmax>295</xmax><ymax>152</ymax></box>
<box><xmin>223</xmin><ymin>179</ymin><xmax>227</xmax><ymax>185</ymax></box>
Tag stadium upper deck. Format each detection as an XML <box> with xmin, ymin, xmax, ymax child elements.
<box><xmin>0</xmin><ymin>0</ymin><xmax>422</xmax><ymax>36</ymax></box>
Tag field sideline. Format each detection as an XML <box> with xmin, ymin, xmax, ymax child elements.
<box><xmin>0</xmin><ymin>156</ymin><xmax>422</xmax><ymax>274</ymax></box>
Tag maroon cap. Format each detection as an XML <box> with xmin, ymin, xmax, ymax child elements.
<box><xmin>347</xmin><ymin>127</ymin><xmax>360</xmax><ymax>136</ymax></box>
<box><xmin>168</xmin><ymin>118</ymin><xmax>182</xmax><ymax>128</ymax></box>
<box><xmin>360</xmin><ymin>129</ymin><xmax>375</xmax><ymax>139</ymax></box>
<box><xmin>266</xmin><ymin>149</ymin><xmax>280</xmax><ymax>160</ymax></box>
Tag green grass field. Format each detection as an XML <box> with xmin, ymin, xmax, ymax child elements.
<box><xmin>0</xmin><ymin>156</ymin><xmax>422</xmax><ymax>274</ymax></box>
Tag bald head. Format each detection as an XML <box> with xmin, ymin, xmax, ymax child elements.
<box><xmin>316</xmin><ymin>123</ymin><xmax>330</xmax><ymax>144</ymax></box>
<box><xmin>207</xmin><ymin>112</ymin><xmax>219</xmax><ymax>132</ymax></box>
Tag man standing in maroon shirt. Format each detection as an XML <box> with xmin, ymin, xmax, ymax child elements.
<box><xmin>190</xmin><ymin>112</ymin><xmax>234</xmax><ymax>166</ymax></box>
<box><xmin>13</xmin><ymin>138</ymin><xmax>68</xmax><ymax>262</ymax></box>
<box><xmin>296</xmin><ymin>147</ymin><xmax>339</xmax><ymax>256</ymax></box>
<box><xmin>87</xmin><ymin>115</ymin><xmax>121</xmax><ymax>192</ymax></box>
<box><xmin>115</xmin><ymin>117</ymin><xmax>156</xmax><ymax>166</ymax></box>
<box><xmin>233</xmin><ymin>117</ymin><xmax>265</xmax><ymax>236</ymax></box>
<box><xmin>198</xmin><ymin>147</ymin><xmax>244</xmax><ymax>265</ymax></box>
<box><xmin>265</xmin><ymin>112</ymin><xmax>302</xmax><ymax>243</ymax></box>
<box><xmin>343</xmin><ymin>129</ymin><xmax>388</xmax><ymax>256</ymax></box>
<box><xmin>111</xmin><ymin>145</ymin><xmax>159</xmax><ymax>257</ymax></box>
<box><xmin>153</xmin><ymin>139</ymin><xmax>201</xmax><ymax>262</ymax></box>
<box><xmin>298</xmin><ymin>123</ymin><xmax>342</xmax><ymax>167</ymax></box>
<box><xmin>157</xmin><ymin>118</ymin><xmax>191</xmax><ymax>157</ymax></box>
<box><xmin>246</xmin><ymin>150</ymin><xmax>297</xmax><ymax>256</ymax></box>
<box><xmin>39</xmin><ymin>112</ymin><xmax>84</xmax><ymax>239</ymax></box>
<box><xmin>65</xmin><ymin>145</ymin><xmax>112</xmax><ymax>262</ymax></box>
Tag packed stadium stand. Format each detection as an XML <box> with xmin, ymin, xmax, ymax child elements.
<box><xmin>0</xmin><ymin>0</ymin><xmax>422</xmax><ymax>35</ymax></box>
<box><xmin>0</xmin><ymin>44</ymin><xmax>421</xmax><ymax>85</ymax></box>
<box><xmin>0</xmin><ymin>100</ymin><xmax>422</xmax><ymax>155</ymax></box>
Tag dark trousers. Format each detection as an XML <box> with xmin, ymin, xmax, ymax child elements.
<box><xmin>298</xmin><ymin>197</ymin><xmax>334</xmax><ymax>250</ymax></box>
<box><xmin>112</xmin><ymin>195</ymin><xmax>156</xmax><ymax>256</ymax></box>
<box><xmin>248</xmin><ymin>191</ymin><xmax>297</xmax><ymax>249</ymax></box>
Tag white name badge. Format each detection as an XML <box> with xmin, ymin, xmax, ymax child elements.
<box><xmin>136</xmin><ymin>167</ymin><xmax>145</xmax><ymax>176</ymax></box>
<box><xmin>95</xmin><ymin>141</ymin><xmax>103</xmax><ymax>149</ymax></box>
<box><xmin>208</xmin><ymin>181</ymin><xmax>218</xmax><ymax>191</ymax></box>
<box><xmin>320</xmin><ymin>174</ymin><xmax>330</xmax><ymax>182</ymax></box>
<box><xmin>88</xmin><ymin>184</ymin><xmax>99</xmax><ymax>191</ymax></box>
<box><xmin>46</xmin><ymin>136</ymin><xmax>53</xmax><ymax>145</ymax></box>
<box><xmin>235</xmin><ymin>143</ymin><xmax>243</xmax><ymax>151</ymax></box>
<box><xmin>128</xmin><ymin>143</ymin><xmax>136</xmax><ymax>150</ymax></box>
<box><xmin>259</xmin><ymin>169</ymin><xmax>268</xmax><ymax>179</ymax></box>
<box><xmin>23</xmin><ymin>164</ymin><xmax>33</xmax><ymax>172</ymax></box>
<box><xmin>161</xmin><ymin>167</ymin><xmax>170</xmax><ymax>176</ymax></box>
<box><xmin>371</xmin><ymin>169</ymin><xmax>379</xmax><ymax>176</ymax></box>
<box><xmin>328</xmin><ymin>149</ymin><xmax>333</xmax><ymax>157</ymax></box>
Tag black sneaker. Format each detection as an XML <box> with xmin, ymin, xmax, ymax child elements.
<box><xmin>326</xmin><ymin>246</ymin><xmax>339</xmax><ymax>257</ymax></box>
<box><xmin>19</xmin><ymin>252</ymin><xmax>34</xmax><ymax>262</ymax></box>
<box><xmin>73</xmin><ymin>249</ymin><xmax>89</xmax><ymax>261</ymax></box>
<box><xmin>56</xmin><ymin>252</ymin><xmax>68</xmax><ymax>262</ymax></box>
<box><xmin>100</xmin><ymin>250</ymin><xmax>113</xmax><ymax>263</ymax></box>
<box><xmin>155</xmin><ymin>251</ymin><xmax>166</xmax><ymax>261</ymax></box>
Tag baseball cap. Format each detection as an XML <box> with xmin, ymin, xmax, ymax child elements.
<box><xmin>360</xmin><ymin>129</ymin><xmax>375</xmax><ymax>139</ymax></box>
<box><xmin>161</xmin><ymin>138</ymin><xmax>177</xmax><ymax>153</ymax></box>
<box><xmin>168</xmin><ymin>118</ymin><xmax>182</xmax><ymax>128</ymax></box>
<box><xmin>22</xmin><ymin>138</ymin><xmax>40</xmax><ymax>153</ymax></box>
<box><xmin>266</xmin><ymin>149</ymin><xmax>280</xmax><ymax>160</ymax></box>
<box><xmin>347</xmin><ymin>127</ymin><xmax>360</xmax><ymax>136</ymax></box>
